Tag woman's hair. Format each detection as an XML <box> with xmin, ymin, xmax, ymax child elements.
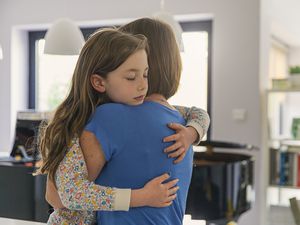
<box><xmin>118</xmin><ymin>17</ymin><xmax>182</xmax><ymax>99</ymax></box>
<box><xmin>37</xmin><ymin>28</ymin><xmax>148</xmax><ymax>181</ymax></box>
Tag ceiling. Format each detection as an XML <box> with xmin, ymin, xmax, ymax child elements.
<box><xmin>271</xmin><ymin>0</ymin><xmax>300</xmax><ymax>47</ymax></box>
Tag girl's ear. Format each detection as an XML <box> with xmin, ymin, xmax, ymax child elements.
<box><xmin>90</xmin><ymin>74</ymin><xmax>106</xmax><ymax>93</ymax></box>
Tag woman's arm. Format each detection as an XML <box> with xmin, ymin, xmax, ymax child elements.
<box><xmin>164</xmin><ymin>106</ymin><xmax>210</xmax><ymax>163</ymax></box>
<box><xmin>48</xmin><ymin>136</ymin><xmax>179</xmax><ymax>210</ymax></box>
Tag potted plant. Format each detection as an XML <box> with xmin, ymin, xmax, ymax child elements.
<box><xmin>289</xmin><ymin>65</ymin><xmax>300</xmax><ymax>88</ymax></box>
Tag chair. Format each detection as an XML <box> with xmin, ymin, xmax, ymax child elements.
<box><xmin>290</xmin><ymin>197</ymin><xmax>300</xmax><ymax>225</ymax></box>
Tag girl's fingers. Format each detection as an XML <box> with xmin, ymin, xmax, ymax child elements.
<box><xmin>167</xmin><ymin>123</ymin><xmax>184</xmax><ymax>130</ymax></box>
<box><xmin>166</xmin><ymin>193</ymin><xmax>177</xmax><ymax>202</ymax></box>
<box><xmin>168</xmin><ymin>147</ymin><xmax>185</xmax><ymax>158</ymax></box>
<box><xmin>164</xmin><ymin>142</ymin><xmax>182</xmax><ymax>153</ymax></box>
<box><xmin>163</xmin><ymin>133</ymin><xmax>179</xmax><ymax>143</ymax></box>
<box><xmin>162</xmin><ymin>201</ymin><xmax>173</xmax><ymax>207</ymax></box>
<box><xmin>173</xmin><ymin>152</ymin><xmax>186</xmax><ymax>164</ymax></box>
<box><xmin>162</xmin><ymin>194</ymin><xmax>177</xmax><ymax>206</ymax></box>
<box><xmin>164</xmin><ymin>178</ymin><xmax>179</xmax><ymax>189</ymax></box>
<box><xmin>154</xmin><ymin>173</ymin><xmax>170</xmax><ymax>183</ymax></box>
<box><xmin>168</xmin><ymin>186</ymin><xmax>179</xmax><ymax>195</ymax></box>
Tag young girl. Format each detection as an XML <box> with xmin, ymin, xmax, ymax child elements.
<box><xmin>38</xmin><ymin>28</ymin><xmax>180</xmax><ymax>225</ymax></box>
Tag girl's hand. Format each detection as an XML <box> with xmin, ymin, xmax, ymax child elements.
<box><xmin>131</xmin><ymin>173</ymin><xmax>179</xmax><ymax>207</ymax></box>
<box><xmin>163</xmin><ymin>123</ymin><xmax>198</xmax><ymax>164</ymax></box>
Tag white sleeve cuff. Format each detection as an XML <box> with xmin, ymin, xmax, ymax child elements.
<box><xmin>187</xmin><ymin>121</ymin><xmax>204</xmax><ymax>146</ymax></box>
<box><xmin>114</xmin><ymin>188</ymin><xmax>131</xmax><ymax>211</ymax></box>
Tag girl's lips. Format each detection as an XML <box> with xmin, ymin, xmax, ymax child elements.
<box><xmin>134</xmin><ymin>95</ymin><xmax>145</xmax><ymax>101</ymax></box>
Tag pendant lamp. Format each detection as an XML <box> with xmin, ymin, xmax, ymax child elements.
<box><xmin>0</xmin><ymin>44</ymin><xmax>3</xmax><ymax>60</ymax></box>
<box><xmin>44</xmin><ymin>18</ymin><xmax>85</xmax><ymax>55</ymax></box>
<box><xmin>153</xmin><ymin>0</ymin><xmax>184</xmax><ymax>51</ymax></box>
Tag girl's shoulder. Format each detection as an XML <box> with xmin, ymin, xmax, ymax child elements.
<box><xmin>56</xmin><ymin>137</ymin><xmax>88</xmax><ymax>178</ymax></box>
<box><xmin>65</xmin><ymin>137</ymin><xmax>84</xmax><ymax>161</ymax></box>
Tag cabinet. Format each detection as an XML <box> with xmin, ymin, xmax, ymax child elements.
<box><xmin>267</xmin><ymin>89</ymin><xmax>300</xmax><ymax>206</ymax></box>
<box><xmin>0</xmin><ymin>162</ymin><xmax>49</xmax><ymax>222</ymax></box>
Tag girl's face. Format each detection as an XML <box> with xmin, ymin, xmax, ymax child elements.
<box><xmin>99</xmin><ymin>49</ymin><xmax>149</xmax><ymax>105</ymax></box>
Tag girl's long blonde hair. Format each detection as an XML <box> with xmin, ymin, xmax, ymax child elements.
<box><xmin>37</xmin><ymin>28</ymin><xmax>148</xmax><ymax>182</ymax></box>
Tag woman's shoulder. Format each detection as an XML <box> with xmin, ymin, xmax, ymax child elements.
<box><xmin>90</xmin><ymin>103</ymin><xmax>130</xmax><ymax>123</ymax></box>
<box><xmin>95</xmin><ymin>103</ymin><xmax>127</xmax><ymax>113</ymax></box>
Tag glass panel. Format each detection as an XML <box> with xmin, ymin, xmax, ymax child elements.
<box><xmin>36</xmin><ymin>39</ymin><xmax>78</xmax><ymax>111</ymax></box>
<box><xmin>169</xmin><ymin>31</ymin><xmax>208</xmax><ymax>111</ymax></box>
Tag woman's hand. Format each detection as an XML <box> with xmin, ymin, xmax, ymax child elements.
<box><xmin>45</xmin><ymin>177</ymin><xmax>64</xmax><ymax>209</ymax></box>
<box><xmin>130</xmin><ymin>173</ymin><xmax>179</xmax><ymax>207</ymax></box>
<box><xmin>163</xmin><ymin>123</ymin><xmax>198</xmax><ymax>164</ymax></box>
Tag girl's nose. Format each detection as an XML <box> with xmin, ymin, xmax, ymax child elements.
<box><xmin>138</xmin><ymin>78</ymin><xmax>147</xmax><ymax>91</ymax></box>
<box><xmin>138</xmin><ymin>85</ymin><xmax>146</xmax><ymax>91</ymax></box>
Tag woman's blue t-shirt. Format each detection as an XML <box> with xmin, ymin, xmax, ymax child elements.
<box><xmin>85</xmin><ymin>101</ymin><xmax>193</xmax><ymax>225</ymax></box>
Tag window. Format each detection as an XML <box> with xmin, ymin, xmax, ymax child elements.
<box><xmin>269</xmin><ymin>38</ymin><xmax>289</xmax><ymax>87</ymax></box>
<box><xmin>36</xmin><ymin>40</ymin><xmax>78</xmax><ymax>111</ymax></box>
<box><xmin>28</xmin><ymin>28</ymin><xmax>95</xmax><ymax>110</ymax></box>
<box><xmin>29</xmin><ymin>21</ymin><xmax>212</xmax><ymax>137</ymax></box>
<box><xmin>169</xmin><ymin>21</ymin><xmax>211</xmax><ymax>116</ymax></box>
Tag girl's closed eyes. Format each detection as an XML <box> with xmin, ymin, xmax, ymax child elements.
<box><xmin>124</xmin><ymin>67</ymin><xmax>149</xmax><ymax>81</ymax></box>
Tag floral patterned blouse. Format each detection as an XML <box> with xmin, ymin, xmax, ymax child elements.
<box><xmin>47</xmin><ymin>105</ymin><xmax>210</xmax><ymax>225</ymax></box>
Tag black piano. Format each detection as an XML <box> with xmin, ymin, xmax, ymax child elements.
<box><xmin>186</xmin><ymin>140</ymin><xmax>255</xmax><ymax>225</ymax></box>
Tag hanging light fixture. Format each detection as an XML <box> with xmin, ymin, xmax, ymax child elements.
<box><xmin>44</xmin><ymin>18</ymin><xmax>85</xmax><ymax>55</ymax></box>
<box><xmin>153</xmin><ymin>0</ymin><xmax>184</xmax><ymax>51</ymax></box>
<box><xmin>0</xmin><ymin>44</ymin><xmax>3</xmax><ymax>60</ymax></box>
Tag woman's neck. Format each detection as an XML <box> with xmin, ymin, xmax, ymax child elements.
<box><xmin>146</xmin><ymin>93</ymin><xmax>167</xmax><ymax>103</ymax></box>
<box><xmin>145</xmin><ymin>94</ymin><xmax>176</xmax><ymax>110</ymax></box>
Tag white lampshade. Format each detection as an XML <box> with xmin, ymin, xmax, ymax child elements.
<box><xmin>153</xmin><ymin>11</ymin><xmax>184</xmax><ymax>52</ymax></box>
<box><xmin>0</xmin><ymin>44</ymin><xmax>3</xmax><ymax>60</ymax></box>
<box><xmin>44</xmin><ymin>18</ymin><xmax>85</xmax><ymax>55</ymax></box>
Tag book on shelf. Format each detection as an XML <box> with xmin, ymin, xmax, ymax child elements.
<box><xmin>270</xmin><ymin>147</ymin><xmax>300</xmax><ymax>187</ymax></box>
<box><xmin>279</xmin><ymin>151</ymin><xmax>293</xmax><ymax>186</ymax></box>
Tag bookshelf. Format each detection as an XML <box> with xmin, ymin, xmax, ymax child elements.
<box><xmin>267</xmin><ymin>89</ymin><xmax>300</xmax><ymax>206</ymax></box>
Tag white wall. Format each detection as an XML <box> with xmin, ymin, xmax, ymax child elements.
<box><xmin>0</xmin><ymin>0</ymin><xmax>267</xmax><ymax>224</ymax></box>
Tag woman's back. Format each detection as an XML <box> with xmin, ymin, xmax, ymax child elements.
<box><xmin>85</xmin><ymin>101</ymin><xmax>193</xmax><ymax>225</ymax></box>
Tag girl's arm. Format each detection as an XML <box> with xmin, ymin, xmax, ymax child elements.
<box><xmin>54</xmin><ymin>137</ymin><xmax>125</xmax><ymax>211</ymax></box>
<box><xmin>164</xmin><ymin>106</ymin><xmax>210</xmax><ymax>163</ymax></box>
<box><xmin>48</xmin><ymin>136</ymin><xmax>178</xmax><ymax>211</ymax></box>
